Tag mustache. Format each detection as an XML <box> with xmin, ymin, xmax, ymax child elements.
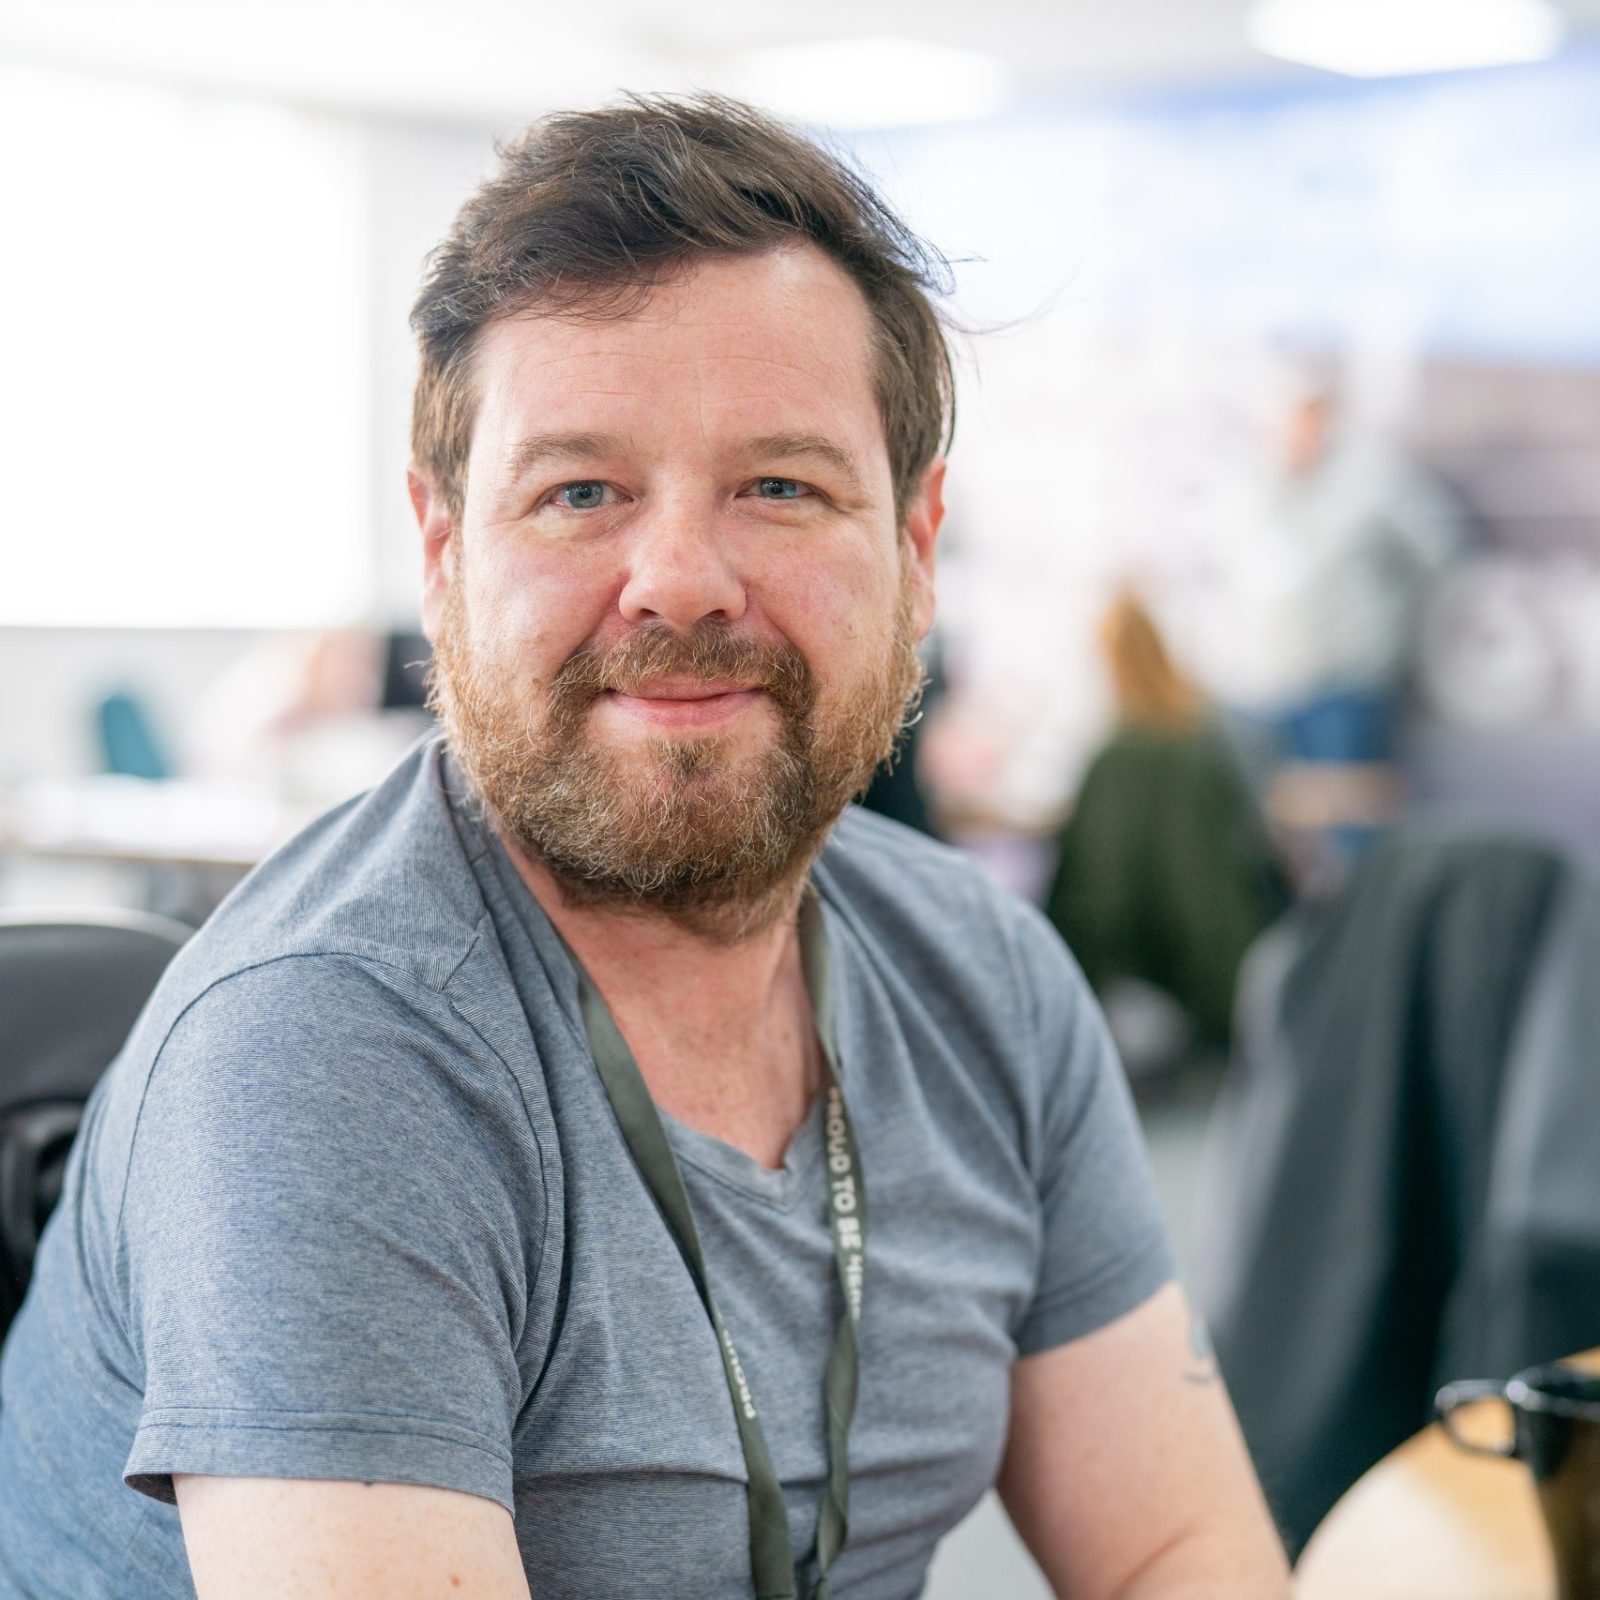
<box><xmin>550</xmin><ymin>621</ymin><xmax>813</xmax><ymax>713</ymax></box>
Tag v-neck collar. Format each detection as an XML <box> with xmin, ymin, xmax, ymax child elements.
<box><xmin>659</xmin><ymin>1093</ymin><xmax>827</xmax><ymax>1213</ymax></box>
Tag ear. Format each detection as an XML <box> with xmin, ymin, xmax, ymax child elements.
<box><xmin>901</xmin><ymin>458</ymin><xmax>945</xmax><ymax>641</ymax></box>
<box><xmin>409</xmin><ymin>466</ymin><xmax>457</xmax><ymax>642</ymax></box>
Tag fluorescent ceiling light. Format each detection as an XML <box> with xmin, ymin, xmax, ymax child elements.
<box><xmin>1248</xmin><ymin>0</ymin><xmax>1564</xmax><ymax>77</ymax></box>
<box><xmin>728</xmin><ymin>36</ymin><xmax>1008</xmax><ymax>130</ymax></box>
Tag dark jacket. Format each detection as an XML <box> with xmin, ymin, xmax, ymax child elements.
<box><xmin>1199</xmin><ymin>827</ymin><xmax>1600</xmax><ymax>1556</ymax></box>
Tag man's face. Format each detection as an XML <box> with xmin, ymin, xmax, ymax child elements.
<box><xmin>415</xmin><ymin>246</ymin><xmax>942</xmax><ymax>936</ymax></box>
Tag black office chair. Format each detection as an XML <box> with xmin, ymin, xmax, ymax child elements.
<box><xmin>0</xmin><ymin>909</ymin><xmax>190</xmax><ymax>1340</ymax></box>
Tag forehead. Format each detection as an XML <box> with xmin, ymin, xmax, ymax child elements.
<box><xmin>465</xmin><ymin>246</ymin><xmax>884</xmax><ymax>460</ymax></box>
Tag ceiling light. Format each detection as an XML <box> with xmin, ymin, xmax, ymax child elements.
<box><xmin>1248</xmin><ymin>0</ymin><xmax>1564</xmax><ymax>77</ymax></box>
<box><xmin>727</xmin><ymin>36</ymin><xmax>1008</xmax><ymax>131</ymax></box>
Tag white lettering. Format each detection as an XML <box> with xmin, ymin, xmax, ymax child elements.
<box><xmin>824</xmin><ymin>1087</ymin><xmax>866</xmax><ymax>1321</ymax></box>
<box><xmin>825</xmin><ymin>1092</ymin><xmax>851</xmax><ymax>1180</ymax></box>
<box><xmin>843</xmin><ymin>1249</ymin><xmax>865</xmax><ymax>1322</ymax></box>
<box><xmin>720</xmin><ymin>1322</ymin><xmax>757</xmax><ymax>1420</ymax></box>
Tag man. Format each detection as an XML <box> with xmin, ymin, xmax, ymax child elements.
<box><xmin>0</xmin><ymin>97</ymin><xmax>1288</xmax><ymax>1599</ymax></box>
<box><xmin>1203</xmin><ymin>356</ymin><xmax>1464</xmax><ymax>767</ymax></box>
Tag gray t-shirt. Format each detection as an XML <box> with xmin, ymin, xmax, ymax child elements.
<box><xmin>0</xmin><ymin>737</ymin><xmax>1173</xmax><ymax>1599</ymax></box>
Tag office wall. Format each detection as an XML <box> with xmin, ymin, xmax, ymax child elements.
<box><xmin>0</xmin><ymin>628</ymin><xmax>252</xmax><ymax>784</ymax></box>
<box><xmin>364</xmin><ymin>116</ymin><xmax>498</xmax><ymax>622</ymax></box>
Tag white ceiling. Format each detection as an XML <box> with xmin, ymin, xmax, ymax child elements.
<box><xmin>1</xmin><ymin>0</ymin><xmax>1596</xmax><ymax>129</ymax></box>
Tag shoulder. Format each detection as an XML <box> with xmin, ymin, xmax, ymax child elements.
<box><xmin>101</xmin><ymin>737</ymin><xmax>531</xmax><ymax>1144</ymax></box>
<box><xmin>111</xmin><ymin>861</ymin><xmax>550</xmax><ymax>1283</ymax></box>
<box><xmin>110</xmin><ymin>944</ymin><xmax>531</xmax><ymax>1216</ymax></box>
<box><xmin>819</xmin><ymin>806</ymin><xmax>1009</xmax><ymax>931</ymax></box>
<box><xmin>817</xmin><ymin>807</ymin><xmax>1089</xmax><ymax>1051</ymax></box>
<box><xmin>160</xmin><ymin>735</ymin><xmax>497</xmax><ymax>1005</ymax></box>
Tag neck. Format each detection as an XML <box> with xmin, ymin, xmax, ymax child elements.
<box><xmin>499</xmin><ymin>831</ymin><xmax>825</xmax><ymax>1168</ymax></box>
<box><xmin>501</xmin><ymin>832</ymin><xmax>810</xmax><ymax>982</ymax></box>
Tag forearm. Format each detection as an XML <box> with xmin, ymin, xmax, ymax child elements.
<box><xmin>1105</xmin><ymin>1519</ymin><xmax>1290</xmax><ymax>1600</ymax></box>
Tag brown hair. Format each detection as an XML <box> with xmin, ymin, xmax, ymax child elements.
<box><xmin>1101</xmin><ymin>591</ymin><xmax>1204</xmax><ymax>731</ymax></box>
<box><xmin>410</xmin><ymin>94</ymin><xmax>956</xmax><ymax>527</ymax></box>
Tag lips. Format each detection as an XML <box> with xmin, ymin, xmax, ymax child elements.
<box><xmin>610</xmin><ymin>678</ymin><xmax>761</xmax><ymax>701</ymax></box>
<box><xmin>598</xmin><ymin>679</ymin><xmax>767</xmax><ymax>731</ymax></box>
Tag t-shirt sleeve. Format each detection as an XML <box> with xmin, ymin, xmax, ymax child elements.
<box><xmin>119</xmin><ymin>954</ymin><xmax>545</xmax><ymax>1513</ymax></box>
<box><xmin>1007</xmin><ymin>903</ymin><xmax>1177</xmax><ymax>1357</ymax></box>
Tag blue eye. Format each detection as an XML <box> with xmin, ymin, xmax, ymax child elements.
<box><xmin>556</xmin><ymin>481</ymin><xmax>608</xmax><ymax>510</ymax></box>
<box><xmin>756</xmin><ymin>478</ymin><xmax>806</xmax><ymax>500</ymax></box>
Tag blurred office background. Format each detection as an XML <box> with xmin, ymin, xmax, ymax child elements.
<box><xmin>3</xmin><ymin>2</ymin><xmax>1600</xmax><ymax>1592</ymax></box>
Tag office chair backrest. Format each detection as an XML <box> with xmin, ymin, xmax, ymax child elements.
<box><xmin>0</xmin><ymin>909</ymin><xmax>190</xmax><ymax>1338</ymax></box>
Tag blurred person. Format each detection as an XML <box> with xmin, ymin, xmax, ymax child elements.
<box><xmin>1047</xmin><ymin>593</ymin><xmax>1288</xmax><ymax>1064</ymax></box>
<box><xmin>1202</xmin><ymin>356</ymin><xmax>1465</xmax><ymax>770</ymax></box>
<box><xmin>189</xmin><ymin>629</ymin><xmax>432</xmax><ymax>803</ymax></box>
<box><xmin>0</xmin><ymin>98</ymin><xmax>1288</xmax><ymax>1600</ymax></box>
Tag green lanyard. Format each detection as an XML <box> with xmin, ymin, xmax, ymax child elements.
<box><xmin>566</xmin><ymin>895</ymin><xmax>866</xmax><ymax>1600</ymax></box>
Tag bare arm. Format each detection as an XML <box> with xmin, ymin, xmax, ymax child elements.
<box><xmin>998</xmin><ymin>1281</ymin><xmax>1289</xmax><ymax>1600</ymax></box>
<box><xmin>175</xmin><ymin>1476</ymin><xmax>533</xmax><ymax>1600</ymax></box>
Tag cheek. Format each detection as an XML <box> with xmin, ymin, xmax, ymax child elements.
<box><xmin>463</xmin><ymin>544</ymin><xmax>612</xmax><ymax>681</ymax></box>
<box><xmin>759</xmin><ymin>546</ymin><xmax>901</xmax><ymax>681</ymax></box>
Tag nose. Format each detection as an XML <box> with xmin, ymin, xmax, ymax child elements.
<box><xmin>617</xmin><ymin>500</ymin><xmax>747</xmax><ymax>629</ymax></box>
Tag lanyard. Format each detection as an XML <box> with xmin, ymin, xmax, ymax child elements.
<box><xmin>567</xmin><ymin>895</ymin><xmax>866</xmax><ymax>1600</ymax></box>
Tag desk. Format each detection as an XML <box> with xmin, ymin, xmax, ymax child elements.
<box><xmin>0</xmin><ymin>776</ymin><xmax>320</xmax><ymax>873</ymax></box>
<box><xmin>1296</xmin><ymin>1351</ymin><xmax>1600</xmax><ymax>1599</ymax></box>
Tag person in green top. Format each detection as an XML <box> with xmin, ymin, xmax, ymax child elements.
<box><xmin>1048</xmin><ymin>593</ymin><xmax>1289</xmax><ymax>1052</ymax></box>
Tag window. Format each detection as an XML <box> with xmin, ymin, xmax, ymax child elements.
<box><xmin>0</xmin><ymin>64</ymin><xmax>369</xmax><ymax>626</ymax></box>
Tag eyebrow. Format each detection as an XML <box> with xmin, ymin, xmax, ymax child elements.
<box><xmin>498</xmin><ymin>432</ymin><xmax>629</xmax><ymax>483</ymax></box>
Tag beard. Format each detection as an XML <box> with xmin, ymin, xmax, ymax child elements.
<box><xmin>429</xmin><ymin>567</ymin><xmax>925</xmax><ymax>942</ymax></box>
